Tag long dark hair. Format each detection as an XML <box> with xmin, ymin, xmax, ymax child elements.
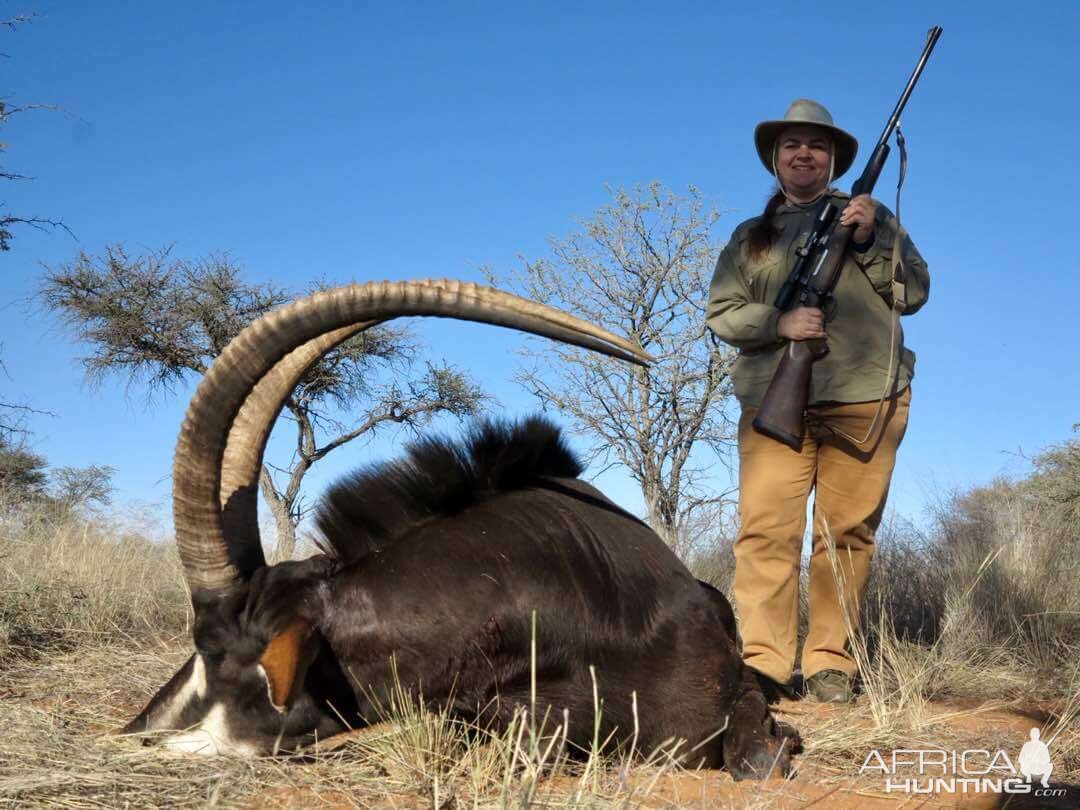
<box><xmin>746</xmin><ymin>187</ymin><xmax>786</xmax><ymax>260</ymax></box>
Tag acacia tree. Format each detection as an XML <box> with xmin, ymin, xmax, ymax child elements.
<box><xmin>42</xmin><ymin>247</ymin><xmax>484</xmax><ymax>558</ymax></box>
<box><xmin>0</xmin><ymin>433</ymin><xmax>47</xmax><ymax>498</ymax></box>
<box><xmin>490</xmin><ymin>183</ymin><xmax>737</xmax><ymax>558</ymax></box>
<box><xmin>1027</xmin><ymin>426</ymin><xmax>1080</xmax><ymax>521</ymax></box>
<box><xmin>50</xmin><ymin>463</ymin><xmax>114</xmax><ymax>511</ymax></box>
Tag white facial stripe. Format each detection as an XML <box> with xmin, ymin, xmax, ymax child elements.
<box><xmin>161</xmin><ymin>704</ymin><xmax>259</xmax><ymax>757</ymax></box>
<box><xmin>191</xmin><ymin>654</ymin><xmax>208</xmax><ymax>698</ymax></box>
<box><xmin>257</xmin><ymin>663</ymin><xmax>287</xmax><ymax>714</ymax></box>
<box><xmin>151</xmin><ymin>654</ymin><xmax>207</xmax><ymax>730</ymax></box>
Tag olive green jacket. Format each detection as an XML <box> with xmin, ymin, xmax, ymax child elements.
<box><xmin>706</xmin><ymin>191</ymin><xmax>929</xmax><ymax>407</ymax></box>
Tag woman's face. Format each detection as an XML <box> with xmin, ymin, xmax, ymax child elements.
<box><xmin>775</xmin><ymin>126</ymin><xmax>832</xmax><ymax>201</ymax></box>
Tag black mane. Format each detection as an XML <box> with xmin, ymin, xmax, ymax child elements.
<box><xmin>315</xmin><ymin>416</ymin><xmax>583</xmax><ymax>565</ymax></box>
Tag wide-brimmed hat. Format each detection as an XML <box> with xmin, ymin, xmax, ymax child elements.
<box><xmin>754</xmin><ymin>99</ymin><xmax>858</xmax><ymax>179</ymax></box>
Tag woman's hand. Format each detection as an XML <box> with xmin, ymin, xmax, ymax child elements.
<box><xmin>777</xmin><ymin>306</ymin><xmax>826</xmax><ymax>340</ymax></box>
<box><xmin>839</xmin><ymin>194</ymin><xmax>876</xmax><ymax>244</ymax></box>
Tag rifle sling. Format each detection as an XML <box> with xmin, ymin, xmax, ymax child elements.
<box><xmin>826</xmin><ymin>125</ymin><xmax>908</xmax><ymax>448</ymax></box>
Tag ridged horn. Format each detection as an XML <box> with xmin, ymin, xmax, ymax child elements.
<box><xmin>174</xmin><ymin>280</ymin><xmax>652</xmax><ymax>599</ymax></box>
<box><xmin>217</xmin><ymin>276</ymin><xmax>653</xmax><ymax>564</ymax></box>
<box><xmin>218</xmin><ymin>322</ymin><xmax>378</xmax><ymax>571</ymax></box>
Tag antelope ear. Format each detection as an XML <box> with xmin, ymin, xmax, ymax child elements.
<box><xmin>258</xmin><ymin>619</ymin><xmax>313</xmax><ymax>712</ymax></box>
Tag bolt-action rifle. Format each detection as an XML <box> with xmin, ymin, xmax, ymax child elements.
<box><xmin>752</xmin><ymin>26</ymin><xmax>942</xmax><ymax>450</ymax></box>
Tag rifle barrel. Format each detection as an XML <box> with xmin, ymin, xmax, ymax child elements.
<box><xmin>874</xmin><ymin>26</ymin><xmax>943</xmax><ymax>148</ymax></box>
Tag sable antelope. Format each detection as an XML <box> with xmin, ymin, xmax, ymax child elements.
<box><xmin>123</xmin><ymin>280</ymin><xmax>797</xmax><ymax>779</ymax></box>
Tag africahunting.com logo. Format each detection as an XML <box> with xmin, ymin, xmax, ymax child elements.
<box><xmin>860</xmin><ymin>727</ymin><xmax>1066</xmax><ymax>797</ymax></box>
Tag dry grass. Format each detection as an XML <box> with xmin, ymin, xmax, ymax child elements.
<box><xmin>693</xmin><ymin>476</ymin><xmax>1080</xmax><ymax>699</ymax></box>
<box><xmin>4</xmin><ymin>641</ymin><xmax>1073</xmax><ymax>807</ymax></box>
<box><xmin>0</xmin><ymin>642</ymin><xmax>764</xmax><ymax>808</ymax></box>
<box><xmin>803</xmin><ymin>520</ymin><xmax>1079</xmax><ymax>781</ymax></box>
<box><xmin>2</xmin><ymin>457</ymin><xmax>1078</xmax><ymax>806</ymax></box>
<box><xmin>0</xmin><ymin>494</ymin><xmax>190</xmax><ymax>666</ymax></box>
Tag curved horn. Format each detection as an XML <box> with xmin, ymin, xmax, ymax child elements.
<box><xmin>218</xmin><ymin>322</ymin><xmax>378</xmax><ymax>571</ymax></box>
<box><xmin>216</xmin><ymin>278</ymin><xmax>654</xmax><ymax>567</ymax></box>
<box><xmin>175</xmin><ymin>280</ymin><xmax>652</xmax><ymax>600</ymax></box>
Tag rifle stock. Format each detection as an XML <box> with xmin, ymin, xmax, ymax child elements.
<box><xmin>751</xmin><ymin>221</ymin><xmax>854</xmax><ymax>448</ymax></box>
<box><xmin>753</xmin><ymin>337</ymin><xmax>825</xmax><ymax>450</ymax></box>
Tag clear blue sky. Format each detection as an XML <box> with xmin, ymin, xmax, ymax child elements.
<box><xmin>3</xmin><ymin>1</ymin><xmax>1078</xmax><ymax>534</ymax></box>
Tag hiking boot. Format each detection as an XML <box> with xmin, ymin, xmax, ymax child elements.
<box><xmin>752</xmin><ymin>670</ymin><xmax>796</xmax><ymax>704</ymax></box>
<box><xmin>805</xmin><ymin>669</ymin><xmax>855</xmax><ymax>703</ymax></box>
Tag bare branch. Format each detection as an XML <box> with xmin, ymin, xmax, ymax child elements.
<box><xmin>0</xmin><ymin>389</ymin><xmax>54</xmax><ymax>442</ymax></box>
<box><xmin>492</xmin><ymin>183</ymin><xmax>738</xmax><ymax>555</ymax></box>
<box><xmin>2</xmin><ymin>13</ymin><xmax>68</xmax><ymax>249</ymax></box>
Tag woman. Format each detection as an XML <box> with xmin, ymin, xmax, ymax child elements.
<box><xmin>706</xmin><ymin>99</ymin><xmax>929</xmax><ymax>703</ymax></box>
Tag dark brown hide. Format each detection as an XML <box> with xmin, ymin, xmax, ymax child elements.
<box><xmin>307</xmin><ymin>419</ymin><xmax>796</xmax><ymax>776</ymax></box>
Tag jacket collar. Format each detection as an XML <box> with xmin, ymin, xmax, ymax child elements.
<box><xmin>777</xmin><ymin>187</ymin><xmax>850</xmax><ymax>214</ymax></box>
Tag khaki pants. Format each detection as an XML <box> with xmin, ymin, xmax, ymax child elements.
<box><xmin>733</xmin><ymin>387</ymin><xmax>911</xmax><ymax>683</ymax></box>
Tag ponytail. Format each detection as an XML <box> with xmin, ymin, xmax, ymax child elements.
<box><xmin>746</xmin><ymin>188</ymin><xmax>786</xmax><ymax>260</ymax></box>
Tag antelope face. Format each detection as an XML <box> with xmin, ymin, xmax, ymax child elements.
<box><xmin>123</xmin><ymin>559</ymin><xmax>355</xmax><ymax>756</ymax></box>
